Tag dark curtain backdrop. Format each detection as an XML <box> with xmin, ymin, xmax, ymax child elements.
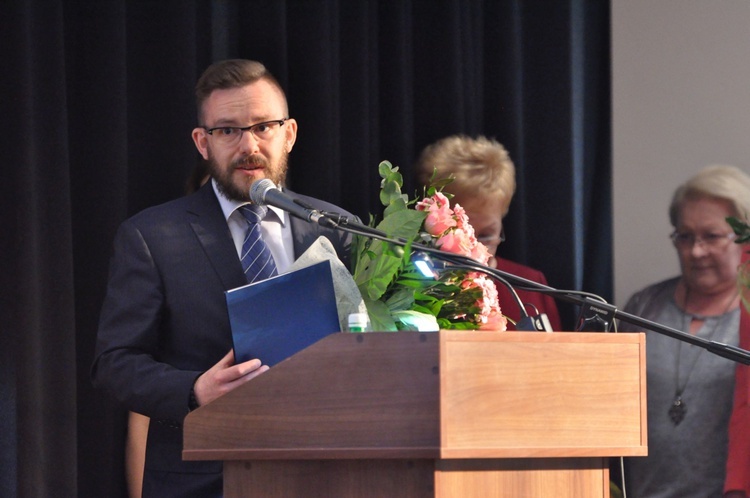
<box><xmin>0</xmin><ymin>1</ymin><xmax>611</xmax><ymax>496</ymax></box>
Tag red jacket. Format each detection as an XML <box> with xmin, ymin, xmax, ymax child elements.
<box><xmin>494</xmin><ymin>257</ymin><xmax>563</xmax><ymax>331</ymax></box>
<box><xmin>725</xmin><ymin>251</ymin><xmax>750</xmax><ymax>494</ymax></box>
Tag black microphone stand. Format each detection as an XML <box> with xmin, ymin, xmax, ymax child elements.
<box><xmin>321</xmin><ymin>212</ymin><xmax>750</xmax><ymax>366</ymax></box>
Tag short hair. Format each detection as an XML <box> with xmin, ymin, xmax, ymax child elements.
<box><xmin>669</xmin><ymin>164</ymin><xmax>750</xmax><ymax>226</ymax></box>
<box><xmin>415</xmin><ymin>135</ymin><xmax>516</xmax><ymax>216</ymax></box>
<box><xmin>195</xmin><ymin>59</ymin><xmax>288</xmax><ymax>123</ymax></box>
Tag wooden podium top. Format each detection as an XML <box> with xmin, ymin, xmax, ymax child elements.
<box><xmin>183</xmin><ymin>331</ymin><xmax>646</xmax><ymax>462</ymax></box>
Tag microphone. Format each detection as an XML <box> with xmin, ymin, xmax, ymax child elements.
<box><xmin>249</xmin><ymin>179</ymin><xmax>335</xmax><ymax>227</ymax></box>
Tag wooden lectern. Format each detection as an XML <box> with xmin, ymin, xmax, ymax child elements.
<box><xmin>183</xmin><ymin>331</ymin><xmax>646</xmax><ymax>497</ymax></box>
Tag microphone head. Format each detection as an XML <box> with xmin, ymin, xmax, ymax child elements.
<box><xmin>249</xmin><ymin>178</ymin><xmax>276</xmax><ymax>205</ymax></box>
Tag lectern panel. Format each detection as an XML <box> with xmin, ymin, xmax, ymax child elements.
<box><xmin>440</xmin><ymin>331</ymin><xmax>647</xmax><ymax>459</ymax></box>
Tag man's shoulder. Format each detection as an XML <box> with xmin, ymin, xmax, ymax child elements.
<box><xmin>127</xmin><ymin>184</ymin><xmax>216</xmax><ymax>228</ymax></box>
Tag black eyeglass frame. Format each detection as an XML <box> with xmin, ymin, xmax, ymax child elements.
<box><xmin>201</xmin><ymin>118</ymin><xmax>289</xmax><ymax>138</ymax></box>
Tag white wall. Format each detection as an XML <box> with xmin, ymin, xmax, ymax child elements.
<box><xmin>612</xmin><ymin>0</ymin><xmax>750</xmax><ymax>307</ymax></box>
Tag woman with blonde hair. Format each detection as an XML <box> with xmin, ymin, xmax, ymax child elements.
<box><xmin>415</xmin><ymin>134</ymin><xmax>562</xmax><ymax>330</ymax></box>
<box><xmin>619</xmin><ymin>165</ymin><xmax>750</xmax><ymax>498</ymax></box>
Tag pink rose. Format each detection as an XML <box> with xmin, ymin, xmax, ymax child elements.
<box><xmin>415</xmin><ymin>191</ymin><xmax>451</xmax><ymax>212</ymax></box>
<box><xmin>437</xmin><ymin>228</ymin><xmax>473</xmax><ymax>256</ymax></box>
<box><xmin>417</xmin><ymin>192</ymin><xmax>456</xmax><ymax>236</ymax></box>
<box><xmin>453</xmin><ymin>204</ymin><xmax>470</xmax><ymax>230</ymax></box>
<box><xmin>462</xmin><ymin>275</ymin><xmax>506</xmax><ymax>331</ymax></box>
<box><xmin>479</xmin><ymin>309</ymin><xmax>508</xmax><ymax>331</ymax></box>
<box><xmin>472</xmin><ymin>275</ymin><xmax>499</xmax><ymax>314</ymax></box>
<box><xmin>424</xmin><ymin>209</ymin><xmax>456</xmax><ymax>236</ymax></box>
<box><xmin>453</xmin><ymin>204</ymin><xmax>476</xmax><ymax>236</ymax></box>
<box><xmin>471</xmin><ymin>241</ymin><xmax>492</xmax><ymax>266</ymax></box>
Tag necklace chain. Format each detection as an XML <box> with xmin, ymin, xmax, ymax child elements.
<box><xmin>669</xmin><ymin>285</ymin><xmax>738</xmax><ymax>425</ymax></box>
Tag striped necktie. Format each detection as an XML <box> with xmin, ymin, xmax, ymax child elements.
<box><xmin>238</xmin><ymin>204</ymin><xmax>278</xmax><ymax>284</ymax></box>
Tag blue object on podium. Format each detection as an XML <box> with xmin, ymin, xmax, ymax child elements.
<box><xmin>226</xmin><ymin>260</ymin><xmax>341</xmax><ymax>366</ymax></box>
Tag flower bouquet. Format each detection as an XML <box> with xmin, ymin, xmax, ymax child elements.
<box><xmin>351</xmin><ymin>161</ymin><xmax>507</xmax><ymax>332</ymax></box>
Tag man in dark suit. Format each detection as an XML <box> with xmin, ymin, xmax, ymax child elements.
<box><xmin>91</xmin><ymin>59</ymin><xmax>353</xmax><ymax>497</ymax></box>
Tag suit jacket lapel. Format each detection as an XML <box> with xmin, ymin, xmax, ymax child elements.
<box><xmin>290</xmin><ymin>215</ymin><xmax>314</xmax><ymax>258</ymax></box>
<box><xmin>284</xmin><ymin>188</ymin><xmax>324</xmax><ymax>259</ymax></box>
<box><xmin>186</xmin><ymin>184</ymin><xmax>248</xmax><ymax>291</ymax></box>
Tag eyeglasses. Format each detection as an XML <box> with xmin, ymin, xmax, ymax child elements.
<box><xmin>477</xmin><ymin>228</ymin><xmax>506</xmax><ymax>247</ymax></box>
<box><xmin>669</xmin><ymin>231</ymin><xmax>737</xmax><ymax>249</ymax></box>
<box><xmin>201</xmin><ymin>118</ymin><xmax>289</xmax><ymax>146</ymax></box>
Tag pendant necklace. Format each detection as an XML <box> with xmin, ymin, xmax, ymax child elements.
<box><xmin>669</xmin><ymin>287</ymin><xmax>737</xmax><ymax>426</ymax></box>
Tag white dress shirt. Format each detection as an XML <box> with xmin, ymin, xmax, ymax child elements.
<box><xmin>211</xmin><ymin>179</ymin><xmax>295</xmax><ymax>273</ymax></box>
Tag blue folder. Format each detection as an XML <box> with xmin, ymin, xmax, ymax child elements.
<box><xmin>226</xmin><ymin>260</ymin><xmax>341</xmax><ymax>366</ymax></box>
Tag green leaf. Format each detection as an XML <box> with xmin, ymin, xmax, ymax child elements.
<box><xmin>392</xmin><ymin>310</ymin><xmax>439</xmax><ymax>331</ymax></box>
<box><xmin>376</xmin><ymin>209</ymin><xmax>426</xmax><ymax>240</ymax></box>
<box><xmin>444</xmin><ymin>321</ymin><xmax>479</xmax><ymax>330</ymax></box>
<box><xmin>385</xmin><ymin>287</ymin><xmax>416</xmax><ymax>312</ymax></box>
<box><xmin>394</xmin><ymin>277</ymin><xmax>433</xmax><ymax>289</ymax></box>
<box><xmin>727</xmin><ymin>216</ymin><xmax>750</xmax><ymax>243</ymax></box>
<box><xmin>378</xmin><ymin>161</ymin><xmax>409</xmax><ymax>208</ymax></box>
<box><xmin>430</xmin><ymin>176</ymin><xmax>455</xmax><ymax>191</ymax></box>
<box><xmin>364</xmin><ymin>297</ymin><xmax>398</xmax><ymax>331</ymax></box>
<box><xmin>383</xmin><ymin>195</ymin><xmax>409</xmax><ymax>218</ymax></box>
<box><xmin>381</xmin><ymin>179</ymin><xmax>406</xmax><ymax>207</ymax></box>
<box><xmin>378</xmin><ymin>160</ymin><xmax>396</xmax><ymax>178</ymax></box>
<box><xmin>354</xmin><ymin>249</ymin><xmax>402</xmax><ymax>301</ymax></box>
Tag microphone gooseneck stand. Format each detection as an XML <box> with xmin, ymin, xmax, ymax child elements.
<box><xmin>320</xmin><ymin>211</ymin><xmax>750</xmax><ymax>366</ymax></box>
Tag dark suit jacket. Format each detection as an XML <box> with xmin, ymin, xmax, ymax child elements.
<box><xmin>91</xmin><ymin>182</ymin><xmax>353</xmax><ymax>497</ymax></box>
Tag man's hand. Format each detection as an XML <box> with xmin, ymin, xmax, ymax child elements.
<box><xmin>192</xmin><ymin>349</ymin><xmax>269</xmax><ymax>407</ymax></box>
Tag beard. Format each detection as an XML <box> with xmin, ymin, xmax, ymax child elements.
<box><xmin>206</xmin><ymin>150</ymin><xmax>289</xmax><ymax>202</ymax></box>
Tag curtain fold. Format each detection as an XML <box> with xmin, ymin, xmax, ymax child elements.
<box><xmin>1</xmin><ymin>1</ymin><xmax>610</xmax><ymax>495</ymax></box>
<box><xmin>2</xmin><ymin>2</ymin><xmax>79</xmax><ymax>496</ymax></box>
